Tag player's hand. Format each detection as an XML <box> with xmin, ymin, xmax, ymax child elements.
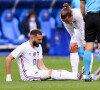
<box><xmin>83</xmin><ymin>44</ymin><xmax>86</xmax><ymax>51</ymax></box>
<box><xmin>69</xmin><ymin>43</ymin><xmax>78</xmax><ymax>51</ymax></box>
<box><xmin>6</xmin><ymin>74</ymin><xmax>12</xmax><ymax>82</ymax></box>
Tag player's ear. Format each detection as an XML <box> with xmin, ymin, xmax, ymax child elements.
<box><xmin>30</xmin><ymin>35</ymin><xmax>34</xmax><ymax>40</ymax></box>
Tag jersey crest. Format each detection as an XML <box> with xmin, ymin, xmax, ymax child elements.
<box><xmin>33</xmin><ymin>52</ymin><xmax>36</xmax><ymax>57</ymax></box>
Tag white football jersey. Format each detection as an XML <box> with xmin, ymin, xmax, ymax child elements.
<box><xmin>11</xmin><ymin>41</ymin><xmax>43</xmax><ymax>77</ymax></box>
<box><xmin>62</xmin><ymin>8</ymin><xmax>85</xmax><ymax>44</ymax></box>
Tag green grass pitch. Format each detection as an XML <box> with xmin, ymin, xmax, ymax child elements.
<box><xmin>0</xmin><ymin>56</ymin><xmax>100</xmax><ymax>90</ymax></box>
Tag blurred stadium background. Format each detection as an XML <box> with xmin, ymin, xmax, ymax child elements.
<box><xmin>0</xmin><ymin>0</ymin><xmax>98</xmax><ymax>57</ymax></box>
<box><xmin>0</xmin><ymin>1</ymin><xmax>100</xmax><ymax>89</ymax></box>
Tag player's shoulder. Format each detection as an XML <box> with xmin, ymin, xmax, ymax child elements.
<box><xmin>17</xmin><ymin>41</ymin><xmax>29</xmax><ymax>48</ymax></box>
<box><xmin>72</xmin><ymin>9</ymin><xmax>81</xmax><ymax>15</ymax></box>
<box><xmin>72</xmin><ymin>8</ymin><xmax>82</xmax><ymax>18</ymax></box>
<box><xmin>72</xmin><ymin>8</ymin><xmax>81</xmax><ymax>12</ymax></box>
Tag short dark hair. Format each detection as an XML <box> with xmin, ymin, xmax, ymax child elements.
<box><xmin>30</xmin><ymin>30</ymin><xmax>42</xmax><ymax>36</ymax></box>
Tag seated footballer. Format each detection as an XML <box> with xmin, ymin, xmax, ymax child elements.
<box><xmin>6</xmin><ymin>29</ymin><xmax>85</xmax><ymax>81</ymax></box>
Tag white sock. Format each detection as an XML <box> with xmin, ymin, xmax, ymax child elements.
<box><xmin>90</xmin><ymin>53</ymin><xmax>93</xmax><ymax>72</ymax></box>
<box><xmin>70</xmin><ymin>52</ymin><xmax>79</xmax><ymax>73</ymax></box>
<box><xmin>51</xmin><ymin>70</ymin><xmax>78</xmax><ymax>80</ymax></box>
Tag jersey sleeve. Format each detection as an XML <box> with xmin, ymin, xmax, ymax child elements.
<box><xmin>63</xmin><ymin>22</ymin><xmax>77</xmax><ymax>43</ymax></box>
<box><xmin>75</xmin><ymin>11</ymin><xmax>85</xmax><ymax>43</ymax></box>
<box><xmin>11</xmin><ymin>45</ymin><xmax>24</xmax><ymax>59</ymax></box>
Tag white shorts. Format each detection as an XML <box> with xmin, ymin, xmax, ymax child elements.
<box><xmin>71</xmin><ymin>29</ymin><xmax>83</xmax><ymax>47</ymax></box>
<box><xmin>21</xmin><ymin>69</ymin><xmax>50</xmax><ymax>81</ymax></box>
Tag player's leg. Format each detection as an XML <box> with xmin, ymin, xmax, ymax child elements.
<box><xmin>21</xmin><ymin>69</ymin><xmax>41</xmax><ymax>81</ymax></box>
<box><xmin>24</xmin><ymin>68</ymin><xmax>85</xmax><ymax>81</ymax></box>
<box><xmin>96</xmin><ymin>13</ymin><xmax>100</xmax><ymax>65</ymax></box>
<box><xmin>51</xmin><ymin>70</ymin><xmax>78</xmax><ymax>80</ymax></box>
<box><xmin>83</xmin><ymin>43</ymin><xmax>94</xmax><ymax>78</ymax></box>
<box><xmin>38</xmin><ymin>70</ymin><xmax>78</xmax><ymax>81</ymax></box>
<box><xmin>70</xmin><ymin>29</ymin><xmax>82</xmax><ymax>73</ymax></box>
<box><xmin>38</xmin><ymin>70</ymin><xmax>80</xmax><ymax>81</ymax></box>
<box><xmin>74</xmin><ymin>29</ymin><xmax>94</xmax><ymax>73</ymax></box>
<box><xmin>97</xmin><ymin>35</ymin><xmax>100</xmax><ymax>66</ymax></box>
<box><xmin>51</xmin><ymin>66</ymin><xmax>85</xmax><ymax>80</ymax></box>
<box><xmin>90</xmin><ymin>53</ymin><xmax>93</xmax><ymax>72</ymax></box>
<box><xmin>39</xmin><ymin>69</ymin><xmax>78</xmax><ymax>80</ymax></box>
<box><xmin>81</xmin><ymin>51</ymin><xmax>94</xmax><ymax>80</ymax></box>
<box><xmin>98</xmin><ymin>43</ymin><xmax>100</xmax><ymax>64</ymax></box>
<box><xmin>22</xmin><ymin>69</ymin><xmax>52</xmax><ymax>81</ymax></box>
<box><xmin>70</xmin><ymin>45</ymin><xmax>79</xmax><ymax>73</ymax></box>
<box><xmin>39</xmin><ymin>70</ymin><xmax>51</xmax><ymax>80</ymax></box>
<box><xmin>83</xmin><ymin>13</ymin><xmax>96</xmax><ymax>80</ymax></box>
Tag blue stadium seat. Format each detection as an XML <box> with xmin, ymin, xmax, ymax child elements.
<box><xmin>0</xmin><ymin>39</ymin><xmax>9</xmax><ymax>44</ymax></box>
<box><xmin>0</xmin><ymin>30</ymin><xmax>1</xmax><ymax>37</ymax></box>
<box><xmin>1</xmin><ymin>9</ymin><xmax>28</xmax><ymax>45</ymax></box>
<box><xmin>56</xmin><ymin>9</ymin><xmax>63</xmax><ymax>28</ymax></box>
<box><xmin>9</xmin><ymin>38</ymin><xmax>28</xmax><ymax>45</ymax></box>
<box><xmin>0</xmin><ymin>30</ymin><xmax>9</xmax><ymax>45</ymax></box>
<box><xmin>19</xmin><ymin>9</ymin><xmax>29</xmax><ymax>22</ymax></box>
<box><xmin>38</xmin><ymin>9</ymin><xmax>56</xmax><ymax>41</ymax></box>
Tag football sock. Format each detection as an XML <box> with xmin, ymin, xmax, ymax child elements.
<box><xmin>70</xmin><ymin>52</ymin><xmax>79</xmax><ymax>73</ymax></box>
<box><xmin>98</xmin><ymin>50</ymin><xmax>100</xmax><ymax>64</ymax></box>
<box><xmin>51</xmin><ymin>70</ymin><xmax>77</xmax><ymax>80</ymax></box>
<box><xmin>90</xmin><ymin>53</ymin><xmax>93</xmax><ymax>72</ymax></box>
<box><xmin>83</xmin><ymin>50</ymin><xmax>92</xmax><ymax>78</ymax></box>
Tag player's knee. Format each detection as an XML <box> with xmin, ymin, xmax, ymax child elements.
<box><xmin>40</xmin><ymin>70</ymin><xmax>50</xmax><ymax>80</ymax></box>
<box><xmin>85</xmin><ymin>43</ymin><xmax>94</xmax><ymax>51</ymax></box>
<box><xmin>51</xmin><ymin>70</ymin><xmax>67</xmax><ymax>80</ymax></box>
<box><xmin>70</xmin><ymin>47</ymin><xmax>78</xmax><ymax>53</ymax></box>
<box><xmin>51</xmin><ymin>70</ymin><xmax>61</xmax><ymax>79</ymax></box>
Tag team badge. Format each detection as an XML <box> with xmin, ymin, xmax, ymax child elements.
<box><xmin>33</xmin><ymin>52</ymin><xmax>36</xmax><ymax>57</ymax></box>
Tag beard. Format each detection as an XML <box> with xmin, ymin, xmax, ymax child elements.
<box><xmin>33</xmin><ymin>41</ymin><xmax>39</xmax><ymax>47</ymax></box>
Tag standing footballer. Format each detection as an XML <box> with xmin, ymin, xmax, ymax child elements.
<box><xmin>60</xmin><ymin>3</ymin><xmax>93</xmax><ymax>73</ymax></box>
<box><xmin>80</xmin><ymin>0</ymin><xmax>100</xmax><ymax>81</ymax></box>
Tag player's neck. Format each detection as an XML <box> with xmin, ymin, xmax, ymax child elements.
<box><xmin>29</xmin><ymin>40</ymin><xmax>35</xmax><ymax>48</ymax></box>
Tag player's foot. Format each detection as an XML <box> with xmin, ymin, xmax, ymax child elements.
<box><xmin>77</xmin><ymin>66</ymin><xmax>85</xmax><ymax>80</ymax></box>
<box><xmin>84</xmin><ymin>77</ymin><xmax>94</xmax><ymax>82</ymax></box>
<box><xmin>93</xmin><ymin>67</ymin><xmax>100</xmax><ymax>80</ymax></box>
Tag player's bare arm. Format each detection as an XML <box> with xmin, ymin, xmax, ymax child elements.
<box><xmin>6</xmin><ymin>54</ymin><xmax>14</xmax><ymax>81</ymax></box>
<box><xmin>80</xmin><ymin>1</ymin><xmax>85</xmax><ymax>19</ymax></box>
<box><xmin>6</xmin><ymin>54</ymin><xmax>14</xmax><ymax>74</ymax></box>
<box><xmin>37</xmin><ymin>58</ymin><xmax>49</xmax><ymax>70</ymax></box>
